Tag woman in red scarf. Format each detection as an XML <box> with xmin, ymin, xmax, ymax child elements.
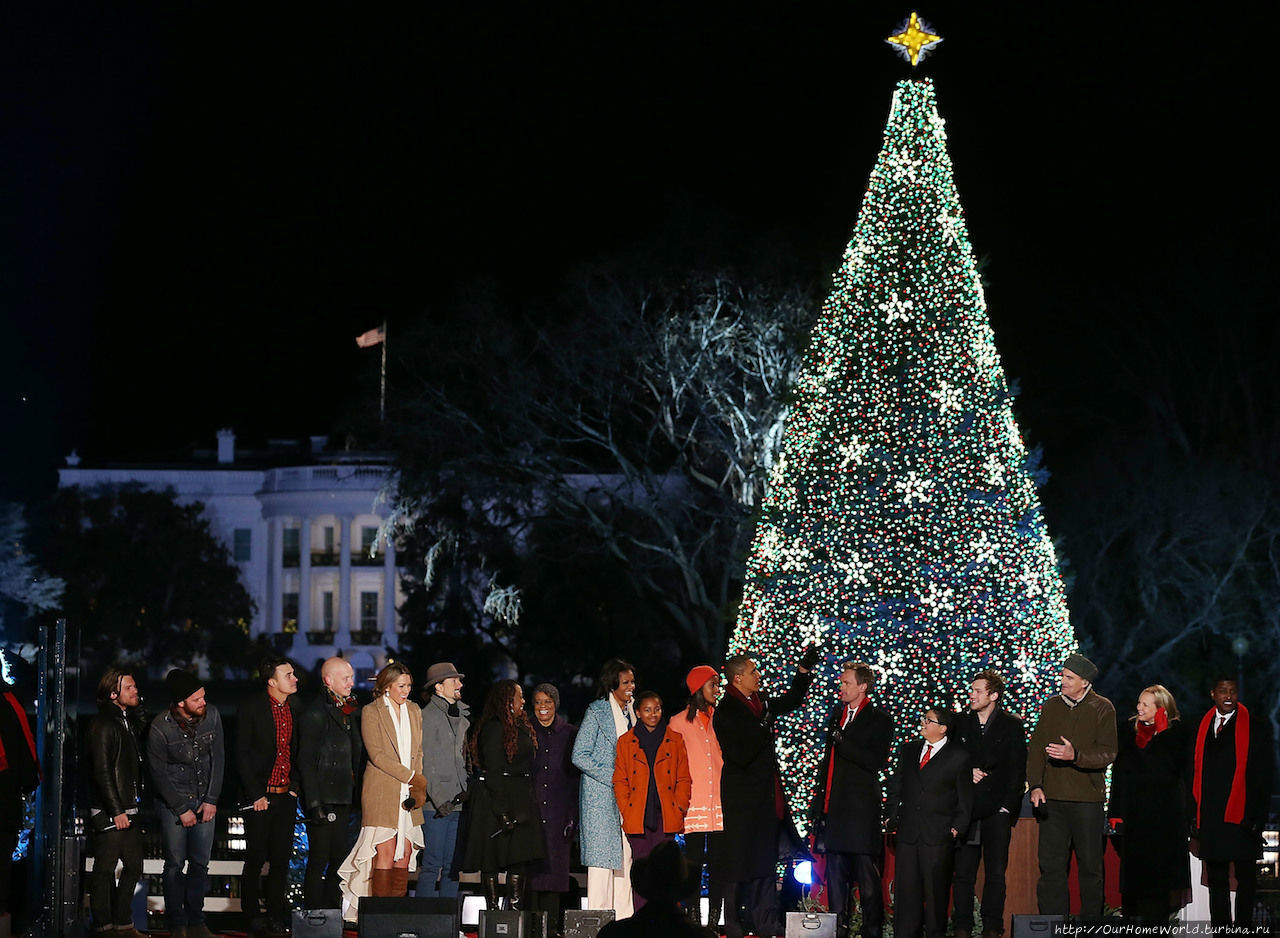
<box><xmin>1107</xmin><ymin>684</ymin><xmax>1191</xmax><ymax>923</ymax></box>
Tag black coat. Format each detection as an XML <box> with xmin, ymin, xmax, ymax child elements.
<box><xmin>887</xmin><ymin>740</ymin><xmax>973</xmax><ymax>846</ymax></box>
<box><xmin>85</xmin><ymin>703</ymin><xmax>146</xmax><ymax>824</ymax></box>
<box><xmin>236</xmin><ymin>691</ymin><xmax>302</xmax><ymax>802</ymax></box>
<box><xmin>298</xmin><ymin>694</ymin><xmax>363</xmax><ymax>812</ymax></box>
<box><xmin>1109</xmin><ymin>719</ymin><xmax>1190</xmax><ymax>896</ymax></box>
<box><xmin>811</xmin><ymin>699</ymin><xmax>892</xmax><ymax>855</ymax></box>
<box><xmin>1190</xmin><ymin>706</ymin><xmax>1274</xmax><ymax>862</ymax></box>
<box><xmin>955</xmin><ymin>707</ymin><xmax>1026</xmax><ymax>825</ymax></box>
<box><xmin>714</xmin><ymin>670</ymin><xmax>813</xmax><ymax>881</ymax></box>
<box><xmin>464</xmin><ymin>721</ymin><xmax>546</xmax><ymax>871</ymax></box>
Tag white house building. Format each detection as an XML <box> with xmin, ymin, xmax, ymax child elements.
<box><xmin>57</xmin><ymin>429</ymin><xmax>405</xmax><ymax>676</ymax></box>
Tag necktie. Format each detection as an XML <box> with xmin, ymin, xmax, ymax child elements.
<box><xmin>919</xmin><ymin>745</ymin><xmax>931</xmax><ymax>769</ymax></box>
<box><xmin>1216</xmin><ymin>716</ymin><xmax>1224</xmax><ymax>737</ymax></box>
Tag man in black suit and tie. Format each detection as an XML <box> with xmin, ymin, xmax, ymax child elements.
<box><xmin>887</xmin><ymin>706</ymin><xmax>973</xmax><ymax>938</ymax></box>
<box><xmin>810</xmin><ymin>661</ymin><xmax>893</xmax><ymax>938</ymax></box>
<box><xmin>951</xmin><ymin>670</ymin><xmax>1026</xmax><ymax>938</ymax></box>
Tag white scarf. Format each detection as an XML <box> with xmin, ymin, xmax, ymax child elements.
<box><xmin>383</xmin><ymin>694</ymin><xmax>414</xmax><ymax>860</ymax></box>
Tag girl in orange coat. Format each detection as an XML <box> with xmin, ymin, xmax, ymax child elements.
<box><xmin>612</xmin><ymin>690</ymin><xmax>693</xmax><ymax>910</ymax></box>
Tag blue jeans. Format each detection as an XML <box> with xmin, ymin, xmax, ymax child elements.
<box><xmin>418</xmin><ymin>810</ymin><xmax>461</xmax><ymax>897</ymax></box>
<box><xmin>157</xmin><ymin>803</ymin><xmax>216</xmax><ymax>927</ymax></box>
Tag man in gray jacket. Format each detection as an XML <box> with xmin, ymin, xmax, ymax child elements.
<box><xmin>147</xmin><ymin>669</ymin><xmax>225</xmax><ymax>938</ymax></box>
<box><xmin>417</xmin><ymin>661</ymin><xmax>470</xmax><ymax>897</ymax></box>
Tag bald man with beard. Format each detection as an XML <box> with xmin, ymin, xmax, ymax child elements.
<box><xmin>298</xmin><ymin>657</ymin><xmax>363</xmax><ymax>909</ymax></box>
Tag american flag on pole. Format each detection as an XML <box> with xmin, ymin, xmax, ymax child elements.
<box><xmin>355</xmin><ymin>325</ymin><xmax>385</xmax><ymax>348</ymax></box>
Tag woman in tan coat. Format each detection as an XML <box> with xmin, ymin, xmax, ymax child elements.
<box><xmin>339</xmin><ymin>662</ymin><xmax>428</xmax><ymax>916</ymax></box>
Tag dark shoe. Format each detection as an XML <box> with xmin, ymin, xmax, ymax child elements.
<box><xmin>507</xmin><ymin>871</ymin><xmax>525</xmax><ymax>911</ymax></box>
<box><xmin>483</xmin><ymin>871</ymin><xmax>502</xmax><ymax>910</ymax></box>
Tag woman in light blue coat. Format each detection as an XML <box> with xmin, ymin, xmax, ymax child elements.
<box><xmin>571</xmin><ymin>658</ymin><xmax>637</xmax><ymax>915</ymax></box>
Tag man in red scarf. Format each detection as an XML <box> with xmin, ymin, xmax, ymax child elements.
<box><xmin>809</xmin><ymin>661</ymin><xmax>892</xmax><ymax>938</ymax></box>
<box><xmin>1190</xmin><ymin>675</ymin><xmax>1274</xmax><ymax>928</ymax></box>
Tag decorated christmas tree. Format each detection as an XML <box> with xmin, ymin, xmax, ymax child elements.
<box><xmin>728</xmin><ymin>20</ymin><xmax>1076</xmax><ymax>829</ymax></box>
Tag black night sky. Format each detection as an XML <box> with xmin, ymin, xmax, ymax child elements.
<box><xmin>2</xmin><ymin>1</ymin><xmax>1273</xmax><ymax>497</ymax></box>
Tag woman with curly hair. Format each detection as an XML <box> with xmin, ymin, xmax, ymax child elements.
<box><xmin>338</xmin><ymin>662</ymin><xmax>428</xmax><ymax>915</ymax></box>
<box><xmin>463</xmin><ymin>680</ymin><xmax>545</xmax><ymax>912</ymax></box>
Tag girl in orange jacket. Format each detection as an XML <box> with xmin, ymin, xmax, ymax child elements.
<box><xmin>612</xmin><ymin>691</ymin><xmax>692</xmax><ymax>909</ymax></box>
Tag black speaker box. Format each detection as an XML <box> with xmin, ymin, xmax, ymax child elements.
<box><xmin>785</xmin><ymin>910</ymin><xmax>837</xmax><ymax>936</ymax></box>
<box><xmin>563</xmin><ymin>909</ymin><xmax>616</xmax><ymax>938</ymax></box>
<box><xmin>1011</xmin><ymin>914</ymin><xmax>1066</xmax><ymax>937</ymax></box>
<box><xmin>358</xmin><ymin>896</ymin><xmax>460</xmax><ymax>938</ymax></box>
<box><xmin>293</xmin><ymin>909</ymin><xmax>343</xmax><ymax>938</ymax></box>
<box><xmin>479</xmin><ymin>909</ymin><xmax>547</xmax><ymax>937</ymax></box>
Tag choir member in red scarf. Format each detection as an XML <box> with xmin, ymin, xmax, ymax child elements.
<box><xmin>1190</xmin><ymin>675</ymin><xmax>1273</xmax><ymax>928</ymax></box>
<box><xmin>1107</xmin><ymin>684</ymin><xmax>1190</xmax><ymax>924</ymax></box>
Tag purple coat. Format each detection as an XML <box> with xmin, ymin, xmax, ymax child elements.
<box><xmin>529</xmin><ymin>715</ymin><xmax>579</xmax><ymax>892</ymax></box>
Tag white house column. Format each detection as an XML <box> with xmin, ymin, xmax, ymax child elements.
<box><xmin>298</xmin><ymin>516</ymin><xmax>312</xmax><ymax>634</ymax></box>
<box><xmin>338</xmin><ymin>515</ymin><xmax>352</xmax><ymax>643</ymax></box>
<box><xmin>382</xmin><ymin>536</ymin><xmax>397</xmax><ymax>646</ymax></box>
<box><xmin>268</xmin><ymin>517</ymin><xmax>283</xmax><ymax>635</ymax></box>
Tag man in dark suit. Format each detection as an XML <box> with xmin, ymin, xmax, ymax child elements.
<box><xmin>714</xmin><ymin>646</ymin><xmax>818</xmax><ymax>938</ymax></box>
<box><xmin>810</xmin><ymin>661</ymin><xmax>893</xmax><ymax>938</ymax></box>
<box><xmin>237</xmin><ymin>655</ymin><xmax>301</xmax><ymax>937</ymax></box>
<box><xmin>951</xmin><ymin>670</ymin><xmax>1026</xmax><ymax>938</ymax></box>
<box><xmin>1190</xmin><ymin>675</ymin><xmax>1273</xmax><ymax>928</ymax></box>
<box><xmin>887</xmin><ymin>706</ymin><xmax>973</xmax><ymax>938</ymax></box>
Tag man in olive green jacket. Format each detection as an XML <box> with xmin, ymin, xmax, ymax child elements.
<box><xmin>1026</xmin><ymin>654</ymin><xmax>1116</xmax><ymax>918</ymax></box>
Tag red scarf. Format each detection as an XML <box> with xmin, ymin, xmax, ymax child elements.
<box><xmin>727</xmin><ymin>684</ymin><xmax>786</xmax><ymax>817</ymax></box>
<box><xmin>0</xmin><ymin>691</ymin><xmax>40</xmax><ymax>778</ymax></box>
<box><xmin>1193</xmin><ymin>703</ymin><xmax>1249</xmax><ymax>826</ymax></box>
<box><xmin>1135</xmin><ymin>707</ymin><xmax>1169</xmax><ymax>749</ymax></box>
<box><xmin>823</xmin><ymin>697</ymin><xmax>869</xmax><ymax>813</ymax></box>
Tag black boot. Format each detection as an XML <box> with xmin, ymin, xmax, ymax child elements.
<box><xmin>483</xmin><ymin>872</ymin><xmax>502</xmax><ymax>911</ymax></box>
<box><xmin>507</xmin><ymin>871</ymin><xmax>525</xmax><ymax>911</ymax></box>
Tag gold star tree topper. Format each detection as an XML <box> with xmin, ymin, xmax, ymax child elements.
<box><xmin>886</xmin><ymin>12</ymin><xmax>942</xmax><ymax>67</ymax></box>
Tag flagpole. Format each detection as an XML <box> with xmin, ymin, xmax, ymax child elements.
<box><xmin>379</xmin><ymin>319</ymin><xmax>387</xmax><ymax>424</ymax></box>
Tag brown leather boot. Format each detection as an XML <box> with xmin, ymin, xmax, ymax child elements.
<box><xmin>389</xmin><ymin>868</ymin><xmax>410</xmax><ymax>897</ymax></box>
<box><xmin>370</xmin><ymin>868</ymin><xmax>396</xmax><ymax>897</ymax></box>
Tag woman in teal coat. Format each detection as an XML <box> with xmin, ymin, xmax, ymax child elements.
<box><xmin>571</xmin><ymin>658</ymin><xmax>637</xmax><ymax>914</ymax></box>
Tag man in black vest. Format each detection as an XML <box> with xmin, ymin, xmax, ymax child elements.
<box><xmin>298</xmin><ymin>656</ymin><xmax>362</xmax><ymax>910</ymax></box>
<box><xmin>238</xmin><ymin>655</ymin><xmax>301</xmax><ymax>937</ymax></box>
<box><xmin>1189</xmin><ymin>675</ymin><xmax>1273</xmax><ymax>928</ymax></box>
<box><xmin>887</xmin><ymin>706</ymin><xmax>973</xmax><ymax>938</ymax></box>
<box><xmin>950</xmin><ymin>669</ymin><xmax>1026</xmax><ymax>938</ymax></box>
<box><xmin>714</xmin><ymin>646</ymin><xmax>818</xmax><ymax>938</ymax></box>
<box><xmin>810</xmin><ymin>661</ymin><xmax>892</xmax><ymax>938</ymax></box>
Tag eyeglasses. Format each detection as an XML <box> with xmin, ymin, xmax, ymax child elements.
<box><xmin>919</xmin><ymin>716</ymin><xmax>943</xmax><ymax>726</ymax></box>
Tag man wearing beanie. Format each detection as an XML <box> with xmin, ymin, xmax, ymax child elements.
<box><xmin>1026</xmin><ymin>653</ymin><xmax>1116</xmax><ymax>918</ymax></box>
<box><xmin>147</xmin><ymin>668</ymin><xmax>225</xmax><ymax>938</ymax></box>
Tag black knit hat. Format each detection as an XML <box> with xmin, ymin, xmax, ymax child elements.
<box><xmin>166</xmin><ymin>668</ymin><xmax>204</xmax><ymax>705</ymax></box>
<box><xmin>1062</xmin><ymin>653</ymin><xmax>1099</xmax><ymax>683</ymax></box>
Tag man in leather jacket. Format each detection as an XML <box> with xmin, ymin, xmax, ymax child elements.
<box><xmin>297</xmin><ymin>657</ymin><xmax>362</xmax><ymax>909</ymax></box>
<box><xmin>147</xmin><ymin>669</ymin><xmax>224</xmax><ymax>938</ymax></box>
<box><xmin>85</xmin><ymin>666</ymin><xmax>147</xmax><ymax>937</ymax></box>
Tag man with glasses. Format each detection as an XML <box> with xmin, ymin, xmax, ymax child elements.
<box><xmin>887</xmin><ymin>707</ymin><xmax>972</xmax><ymax>938</ymax></box>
